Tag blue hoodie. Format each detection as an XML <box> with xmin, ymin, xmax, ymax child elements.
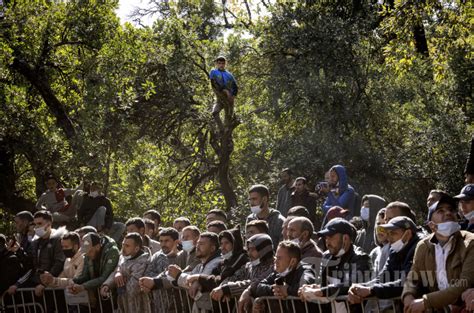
<box><xmin>322</xmin><ymin>165</ymin><xmax>356</xmax><ymax>215</ymax></box>
<box><xmin>209</xmin><ymin>69</ymin><xmax>238</xmax><ymax>96</ymax></box>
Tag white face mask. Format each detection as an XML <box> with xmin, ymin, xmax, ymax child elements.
<box><xmin>464</xmin><ymin>211</ymin><xmax>474</xmax><ymax>221</ymax></box>
<box><xmin>222</xmin><ymin>251</ymin><xmax>233</xmax><ymax>260</ymax></box>
<box><xmin>279</xmin><ymin>266</ymin><xmax>292</xmax><ymax>277</ymax></box>
<box><xmin>251</xmin><ymin>205</ymin><xmax>262</xmax><ymax>215</ymax></box>
<box><xmin>89</xmin><ymin>191</ymin><xmax>99</xmax><ymax>198</ymax></box>
<box><xmin>182</xmin><ymin>240</ymin><xmax>195</xmax><ymax>252</ymax></box>
<box><xmin>291</xmin><ymin>238</ymin><xmax>301</xmax><ymax>246</ymax></box>
<box><xmin>34</xmin><ymin>225</ymin><xmax>48</xmax><ymax>238</ymax></box>
<box><xmin>390</xmin><ymin>231</ymin><xmax>407</xmax><ymax>253</ymax></box>
<box><xmin>360</xmin><ymin>207</ymin><xmax>370</xmax><ymax>221</ymax></box>
<box><xmin>251</xmin><ymin>259</ymin><xmax>260</xmax><ymax>266</ymax></box>
<box><xmin>436</xmin><ymin>221</ymin><xmax>461</xmax><ymax>237</ymax></box>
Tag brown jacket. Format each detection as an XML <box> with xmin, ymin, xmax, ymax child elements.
<box><xmin>402</xmin><ymin>230</ymin><xmax>474</xmax><ymax>310</ymax></box>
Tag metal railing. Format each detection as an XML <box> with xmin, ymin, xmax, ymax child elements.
<box><xmin>1</xmin><ymin>287</ymin><xmax>115</xmax><ymax>313</ymax></box>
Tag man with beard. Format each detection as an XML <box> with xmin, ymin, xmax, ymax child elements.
<box><xmin>290</xmin><ymin>177</ymin><xmax>318</xmax><ymax>224</ymax></box>
<box><xmin>276</xmin><ymin>168</ymin><xmax>295</xmax><ymax>217</ymax></box>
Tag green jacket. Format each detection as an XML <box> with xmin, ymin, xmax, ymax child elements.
<box><xmin>73</xmin><ymin>236</ymin><xmax>119</xmax><ymax>290</ymax></box>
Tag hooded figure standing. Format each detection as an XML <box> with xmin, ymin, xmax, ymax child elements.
<box><xmin>321</xmin><ymin>165</ymin><xmax>357</xmax><ymax>216</ymax></box>
<box><xmin>359</xmin><ymin>195</ymin><xmax>387</xmax><ymax>253</ymax></box>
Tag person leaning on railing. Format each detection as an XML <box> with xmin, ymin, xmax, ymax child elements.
<box><xmin>402</xmin><ymin>195</ymin><xmax>474</xmax><ymax>312</ymax></box>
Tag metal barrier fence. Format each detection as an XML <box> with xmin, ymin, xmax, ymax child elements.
<box><xmin>1</xmin><ymin>287</ymin><xmax>115</xmax><ymax>313</ymax></box>
<box><xmin>1</xmin><ymin>286</ymin><xmax>424</xmax><ymax>313</ymax></box>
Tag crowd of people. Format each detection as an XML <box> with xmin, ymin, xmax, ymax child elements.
<box><xmin>1</xmin><ymin>136</ymin><xmax>474</xmax><ymax>313</ymax></box>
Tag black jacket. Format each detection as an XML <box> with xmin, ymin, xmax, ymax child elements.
<box><xmin>251</xmin><ymin>264</ymin><xmax>316</xmax><ymax>313</ymax></box>
<box><xmin>370</xmin><ymin>232</ymin><xmax>423</xmax><ymax>298</ymax></box>
<box><xmin>320</xmin><ymin>245</ymin><xmax>372</xmax><ymax>297</ymax></box>
<box><xmin>78</xmin><ymin>195</ymin><xmax>114</xmax><ymax>229</ymax></box>
<box><xmin>30</xmin><ymin>230</ymin><xmax>65</xmax><ymax>285</ymax></box>
<box><xmin>0</xmin><ymin>249</ymin><xmax>24</xmax><ymax>294</ymax></box>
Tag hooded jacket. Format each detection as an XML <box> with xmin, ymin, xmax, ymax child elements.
<box><xmin>322</xmin><ymin>165</ymin><xmax>356</xmax><ymax>215</ymax></box>
<box><xmin>73</xmin><ymin>235</ymin><xmax>119</xmax><ymax>290</ymax></box>
<box><xmin>220</xmin><ymin>234</ymin><xmax>274</xmax><ymax>297</ymax></box>
<box><xmin>198</xmin><ymin>226</ymin><xmax>249</xmax><ymax>291</ymax></box>
<box><xmin>246</xmin><ymin>209</ymin><xmax>285</xmax><ymax>248</ymax></box>
<box><xmin>360</xmin><ymin>195</ymin><xmax>387</xmax><ymax>253</ymax></box>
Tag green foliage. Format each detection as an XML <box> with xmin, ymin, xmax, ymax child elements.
<box><xmin>0</xmin><ymin>0</ymin><xmax>471</xmax><ymax>232</ymax></box>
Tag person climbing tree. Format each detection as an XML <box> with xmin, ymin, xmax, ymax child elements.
<box><xmin>209</xmin><ymin>55</ymin><xmax>238</xmax><ymax>128</ymax></box>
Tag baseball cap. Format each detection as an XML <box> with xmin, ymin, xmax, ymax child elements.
<box><xmin>379</xmin><ymin>216</ymin><xmax>417</xmax><ymax>232</ymax></box>
<box><xmin>454</xmin><ymin>184</ymin><xmax>474</xmax><ymax>201</ymax></box>
<box><xmin>427</xmin><ymin>194</ymin><xmax>457</xmax><ymax>222</ymax></box>
<box><xmin>80</xmin><ymin>232</ymin><xmax>101</xmax><ymax>254</ymax></box>
<box><xmin>317</xmin><ymin>217</ymin><xmax>356</xmax><ymax>240</ymax></box>
<box><xmin>214</xmin><ymin>55</ymin><xmax>226</xmax><ymax>62</ymax></box>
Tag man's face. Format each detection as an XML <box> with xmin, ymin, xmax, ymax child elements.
<box><xmin>375</xmin><ymin>214</ymin><xmax>388</xmax><ymax>244</ymax></box>
<box><xmin>61</xmin><ymin>239</ymin><xmax>78</xmax><ymax>253</ymax></box>
<box><xmin>159</xmin><ymin>235</ymin><xmax>178</xmax><ymax>255</ymax></box>
<box><xmin>246</xmin><ymin>226</ymin><xmax>260</xmax><ymax>239</ymax></box>
<box><xmin>195</xmin><ymin>236</ymin><xmax>214</xmax><ymax>259</ymax></box>
<box><xmin>173</xmin><ymin>221</ymin><xmax>186</xmax><ymax>233</ymax></box>
<box><xmin>216</xmin><ymin>60</ymin><xmax>226</xmax><ymax>70</ymax></box>
<box><xmin>431</xmin><ymin>204</ymin><xmax>457</xmax><ymax>225</ymax></box>
<box><xmin>385</xmin><ymin>228</ymin><xmax>406</xmax><ymax>244</ymax></box>
<box><xmin>362</xmin><ymin>200</ymin><xmax>370</xmax><ymax>208</ymax></box>
<box><xmin>46</xmin><ymin>179</ymin><xmax>57</xmax><ymax>192</ymax></box>
<box><xmin>287</xmin><ymin>220</ymin><xmax>303</xmax><ymax>241</ymax></box>
<box><xmin>328</xmin><ymin>170</ymin><xmax>339</xmax><ymax>186</ymax></box>
<box><xmin>14</xmin><ymin>217</ymin><xmax>29</xmax><ymax>233</ymax></box>
<box><xmin>274</xmin><ymin>247</ymin><xmax>295</xmax><ymax>273</ymax></box>
<box><xmin>206</xmin><ymin>213</ymin><xmax>225</xmax><ymax>224</ymax></box>
<box><xmin>247</xmin><ymin>244</ymin><xmax>259</xmax><ymax>261</ymax></box>
<box><xmin>248</xmin><ymin>192</ymin><xmax>265</xmax><ymax>207</ymax></box>
<box><xmin>280</xmin><ymin>172</ymin><xmax>291</xmax><ymax>185</ymax></box>
<box><xmin>220</xmin><ymin>237</ymin><xmax>233</xmax><ymax>255</ymax></box>
<box><xmin>144</xmin><ymin>224</ymin><xmax>155</xmax><ymax>238</ymax></box>
<box><xmin>34</xmin><ymin>217</ymin><xmax>51</xmax><ymax>234</ymax></box>
<box><xmin>427</xmin><ymin>193</ymin><xmax>441</xmax><ymax>209</ymax></box>
<box><xmin>325</xmin><ymin>233</ymin><xmax>344</xmax><ymax>256</ymax></box>
<box><xmin>207</xmin><ymin>225</ymin><xmax>222</xmax><ymax>234</ymax></box>
<box><xmin>460</xmin><ymin>199</ymin><xmax>474</xmax><ymax>216</ymax></box>
<box><xmin>294</xmin><ymin>180</ymin><xmax>305</xmax><ymax>193</ymax></box>
<box><xmin>384</xmin><ymin>207</ymin><xmax>401</xmax><ymax>223</ymax></box>
<box><xmin>182</xmin><ymin>229</ymin><xmax>198</xmax><ymax>244</ymax></box>
<box><xmin>126</xmin><ymin>224</ymin><xmax>145</xmax><ymax>236</ymax></box>
<box><xmin>121</xmin><ymin>238</ymin><xmax>139</xmax><ymax>257</ymax></box>
<box><xmin>86</xmin><ymin>244</ymin><xmax>101</xmax><ymax>260</ymax></box>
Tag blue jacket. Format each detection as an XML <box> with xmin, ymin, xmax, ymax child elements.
<box><xmin>322</xmin><ymin>165</ymin><xmax>356</xmax><ymax>214</ymax></box>
<box><xmin>209</xmin><ymin>69</ymin><xmax>238</xmax><ymax>96</ymax></box>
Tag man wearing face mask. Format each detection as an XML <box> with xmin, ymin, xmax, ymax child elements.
<box><xmin>402</xmin><ymin>194</ymin><xmax>474</xmax><ymax>313</ymax></box>
<box><xmin>455</xmin><ymin>184</ymin><xmax>474</xmax><ymax>232</ymax></box>
<box><xmin>194</xmin><ymin>227</ymin><xmax>249</xmax><ymax>304</ymax></box>
<box><xmin>77</xmin><ymin>182</ymin><xmax>114</xmax><ymax>233</ymax></box>
<box><xmin>359</xmin><ymin>194</ymin><xmax>387</xmax><ymax>253</ymax></box>
<box><xmin>245</xmin><ymin>184</ymin><xmax>286</xmax><ymax>248</ymax></box>
<box><xmin>348</xmin><ymin>216</ymin><xmax>423</xmax><ymax>305</ymax></box>
<box><xmin>217</xmin><ymin>234</ymin><xmax>274</xmax><ymax>312</ymax></box>
<box><xmin>251</xmin><ymin>241</ymin><xmax>316</xmax><ymax>313</ymax></box>
<box><xmin>287</xmin><ymin>217</ymin><xmax>323</xmax><ymax>270</ymax></box>
<box><xmin>40</xmin><ymin>232</ymin><xmax>84</xmax><ymax>288</ymax></box>
<box><xmin>28</xmin><ymin>210</ymin><xmax>66</xmax><ymax>297</ymax></box>
<box><xmin>299</xmin><ymin>218</ymin><xmax>371</xmax><ymax>313</ymax></box>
